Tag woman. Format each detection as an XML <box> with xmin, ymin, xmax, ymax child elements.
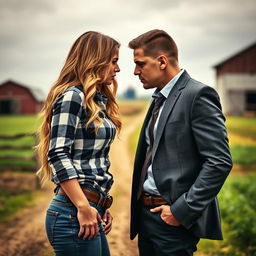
<box><xmin>36</xmin><ymin>31</ymin><xmax>121</xmax><ymax>256</ymax></box>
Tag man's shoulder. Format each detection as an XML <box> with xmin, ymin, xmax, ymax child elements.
<box><xmin>185</xmin><ymin>77</ymin><xmax>217</xmax><ymax>96</ymax></box>
<box><xmin>187</xmin><ymin>77</ymin><xmax>207</xmax><ymax>90</ymax></box>
<box><xmin>179</xmin><ymin>71</ymin><xmax>210</xmax><ymax>93</ymax></box>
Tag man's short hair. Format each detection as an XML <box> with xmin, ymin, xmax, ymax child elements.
<box><xmin>128</xmin><ymin>29</ymin><xmax>178</xmax><ymax>61</ymax></box>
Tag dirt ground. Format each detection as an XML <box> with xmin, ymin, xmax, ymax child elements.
<box><xmin>0</xmin><ymin>183</ymin><xmax>54</xmax><ymax>256</ymax></box>
<box><xmin>0</xmin><ymin>106</ymin><xmax>146</xmax><ymax>256</ymax></box>
<box><xmin>107</xmin><ymin>110</ymin><xmax>147</xmax><ymax>256</ymax></box>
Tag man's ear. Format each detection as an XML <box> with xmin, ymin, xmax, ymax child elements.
<box><xmin>157</xmin><ymin>55</ymin><xmax>168</xmax><ymax>70</ymax></box>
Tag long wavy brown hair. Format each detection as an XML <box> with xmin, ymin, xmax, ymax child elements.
<box><xmin>36</xmin><ymin>31</ymin><xmax>121</xmax><ymax>184</ymax></box>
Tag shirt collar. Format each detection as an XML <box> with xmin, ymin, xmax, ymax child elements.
<box><xmin>152</xmin><ymin>69</ymin><xmax>184</xmax><ymax>99</ymax></box>
<box><xmin>94</xmin><ymin>91</ymin><xmax>108</xmax><ymax>110</ymax></box>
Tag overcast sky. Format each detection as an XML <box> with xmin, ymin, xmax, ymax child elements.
<box><xmin>0</xmin><ymin>0</ymin><xmax>255</xmax><ymax>97</ymax></box>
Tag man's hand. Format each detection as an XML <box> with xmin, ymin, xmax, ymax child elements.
<box><xmin>150</xmin><ymin>205</ymin><xmax>181</xmax><ymax>226</ymax></box>
<box><xmin>103</xmin><ymin>209</ymin><xmax>113</xmax><ymax>235</ymax></box>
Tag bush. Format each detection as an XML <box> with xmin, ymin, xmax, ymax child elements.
<box><xmin>218</xmin><ymin>175</ymin><xmax>256</xmax><ymax>256</ymax></box>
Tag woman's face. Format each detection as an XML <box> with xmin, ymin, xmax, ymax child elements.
<box><xmin>104</xmin><ymin>48</ymin><xmax>120</xmax><ymax>85</ymax></box>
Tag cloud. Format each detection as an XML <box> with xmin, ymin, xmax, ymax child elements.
<box><xmin>0</xmin><ymin>0</ymin><xmax>255</xmax><ymax>96</ymax></box>
<box><xmin>0</xmin><ymin>0</ymin><xmax>55</xmax><ymax>14</ymax></box>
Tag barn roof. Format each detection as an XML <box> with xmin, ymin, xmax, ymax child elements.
<box><xmin>213</xmin><ymin>41</ymin><xmax>256</xmax><ymax>69</ymax></box>
<box><xmin>0</xmin><ymin>79</ymin><xmax>45</xmax><ymax>102</ymax></box>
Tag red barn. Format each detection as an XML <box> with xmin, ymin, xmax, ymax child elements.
<box><xmin>213</xmin><ymin>42</ymin><xmax>256</xmax><ymax>115</ymax></box>
<box><xmin>0</xmin><ymin>80</ymin><xmax>44</xmax><ymax>114</ymax></box>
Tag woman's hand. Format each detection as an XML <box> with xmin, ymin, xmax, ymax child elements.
<box><xmin>103</xmin><ymin>209</ymin><xmax>113</xmax><ymax>235</ymax></box>
<box><xmin>77</xmin><ymin>205</ymin><xmax>102</xmax><ymax>240</ymax></box>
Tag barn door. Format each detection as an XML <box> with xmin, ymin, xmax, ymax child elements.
<box><xmin>246</xmin><ymin>91</ymin><xmax>256</xmax><ymax>112</ymax></box>
<box><xmin>0</xmin><ymin>99</ymin><xmax>19</xmax><ymax>114</ymax></box>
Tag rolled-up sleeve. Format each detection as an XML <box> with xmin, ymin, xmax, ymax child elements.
<box><xmin>47</xmin><ymin>89</ymin><xmax>83</xmax><ymax>184</ymax></box>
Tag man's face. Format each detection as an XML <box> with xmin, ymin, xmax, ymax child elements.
<box><xmin>133</xmin><ymin>48</ymin><xmax>162</xmax><ymax>89</ymax></box>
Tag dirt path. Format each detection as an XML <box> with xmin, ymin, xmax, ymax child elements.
<box><xmin>107</xmin><ymin>109</ymin><xmax>146</xmax><ymax>256</ymax></box>
<box><xmin>0</xmin><ymin>184</ymin><xmax>54</xmax><ymax>256</ymax></box>
<box><xmin>0</xmin><ymin>106</ymin><xmax>146</xmax><ymax>256</ymax></box>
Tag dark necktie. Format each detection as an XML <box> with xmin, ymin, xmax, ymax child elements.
<box><xmin>137</xmin><ymin>95</ymin><xmax>166</xmax><ymax>200</ymax></box>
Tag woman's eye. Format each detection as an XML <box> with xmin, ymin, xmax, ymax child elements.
<box><xmin>112</xmin><ymin>59</ymin><xmax>118</xmax><ymax>64</ymax></box>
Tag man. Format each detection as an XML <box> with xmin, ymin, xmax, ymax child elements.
<box><xmin>129</xmin><ymin>29</ymin><xmax>232</xmax><ymax>256</ymax></box>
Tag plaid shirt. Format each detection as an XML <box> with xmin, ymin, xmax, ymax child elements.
<box><xmin>47</xmin><ymin>85</ymin><xmax>116</xmax><ymax>195</ymax></box>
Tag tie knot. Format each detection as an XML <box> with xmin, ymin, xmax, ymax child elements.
<box><xmin>154</xmin><ymin>95</ymin><xmax>165</xmax><ymax>108</ymax></box>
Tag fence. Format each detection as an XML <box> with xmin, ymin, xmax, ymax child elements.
<box><xmin>0</xmin><ymin>132</ymin><xmax>39</xmax><ymax>170</ymax></box>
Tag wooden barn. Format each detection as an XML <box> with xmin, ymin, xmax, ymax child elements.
<box><xmin>0</xmin><ymin>80</ymin><xmax>44</xmax><ymax>114</ymax></box>
<box><xmin>213</xmin><ymin>42</ymin><xmax>256</xmax><ymax>115</ymax></box>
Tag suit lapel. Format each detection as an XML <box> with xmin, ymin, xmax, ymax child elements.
<box><xmin>152</xmin><ymin>70</ymin><xmax>191</xmax><ymax>160</ymax></box>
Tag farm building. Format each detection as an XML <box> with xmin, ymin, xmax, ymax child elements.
<box><xmin>213</xmin><ymin>42</ymin><xmax>256</xmax><ymax>115</ymax></box>
<box><xmin>123</xmin><ymin>86</ymin><xmax>137</xmax><ymax>99</ymax></box>
<box><xmin>0</xmin><ymin>80</ymin><xmax>44</xmax><ymax>114</ymax></box>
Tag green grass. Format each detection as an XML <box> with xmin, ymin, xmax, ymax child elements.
<box><xmin>0</xmin><ymin>191</ymin><xmax>36</xmax><ymax>222</ymax></box>
<box><xmin>197</xmin><ymin>174</ymin><xmax>256</xmax><ymax>256</ymax></box>
<box><xmin>226</xmin><ymin>116</ymin><xmax>256</xmax><ymax>140</ymax></box>
<box><xmin>231</xmin><ymin>145</ymin><xmax>256</xmax><ymax>165</ymax></box>
<box><xmin>0</xmin><ymin>115</ymin><xmax>40</xmax><ymax>171</ymax></box>
<box><xmin>0</xmin><ymin>159</ymin><xmax>35</xmax><ymax>169</ymax></box>
<box><xmin>0</xmin><ymin>115</ymin><xmax>40</xmax><ymax>135</ymax></box>
<box><xmin>0</xmin><ymin>149</ymin><xmax>34</xmax><ymax>158</ymax></box>
<box><xmin>0</xmin><ymin>136</ymin><xmax>35</xmax><ymax>147</ymax></box>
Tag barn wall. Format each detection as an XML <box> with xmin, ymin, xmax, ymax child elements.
<box><xmin>0</xmin><ymin>83</ymin><xmax>39</xmax><ymax>114</ymax></box>
<box><xmin>216</xmin><ymin>44</ymin><xmax>256</xmax><ymax>77</ymax></box>
<box><xmin>216</xmin><ymin>74</ymin><xmax>256</xmax><ymax>114</ymax></box>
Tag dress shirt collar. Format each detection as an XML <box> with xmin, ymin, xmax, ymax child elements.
<box><xmin>152</xmin><ymin>69</ymin><xmax>184</xmax><ymax>99</ymax></box>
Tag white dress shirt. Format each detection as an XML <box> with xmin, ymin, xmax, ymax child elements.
<box><xmin>143</xmin><ymin>69</ymin><xmax>184</xmax><ymax>195</ymax></box>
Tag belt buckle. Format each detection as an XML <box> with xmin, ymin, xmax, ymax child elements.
<box><xmin>96</xmin><ymin>193</ymin><xmax>104</xmax><ymax>208</ymax></box>
<box><xmin>96</xmin><ymin>194</ymin><xmax>113</xmax><ymax>209</ymax></box>
<box><xmin>149</xmin><ymin>195</ymin><xmax>154</xmax><ymax>205</ymax></box>
<box><xmin>106</xmin><ymin>195</ymin><xmax>113</xmax><ymax>209</ymax></box>
<box><xmin>144</xmin><ymin>194</ymin><xmax>153</xmax><ymax>205</ymax></box>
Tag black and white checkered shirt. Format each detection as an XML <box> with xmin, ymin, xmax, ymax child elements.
<box><xmin>47</xmin><ymin>85</ymin><xmax>116</xmax><ymax>194</ymax></box>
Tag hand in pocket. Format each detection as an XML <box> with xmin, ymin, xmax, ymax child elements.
<box><xmin>150</xmin><ymin>205</ymin><xmax>181</xmax><ymax>226</ymax></box>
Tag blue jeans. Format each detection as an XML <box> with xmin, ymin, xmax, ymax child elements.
<box><xmin>45</xmin><ymin>190</ymin><xmax>110</xmax><ymax>256</ymax></box>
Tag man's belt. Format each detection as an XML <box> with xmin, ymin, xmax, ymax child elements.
<box><xmin>142</xmin><ymin>193</ymin><xmax>169</xmax><ymax>206</ymax></box>
<box><xmin>56</xmin><ymin>187</ymin><xmax>113</xmax><ymax>209</ymax></box>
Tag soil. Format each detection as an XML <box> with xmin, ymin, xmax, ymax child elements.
<box><xmin>0</xmin><ymin>107</ymin><xmax>146</xmax><ymax>256</ymax></box>
<box><xmin>0</xmin><ymin>183</ymin><xmax>54</xmax><ymax>256</ymax></box>
<box><xmin>107</xmin><ymin>110</ymin><xmax>147</xmax><ymax>256</ymax></box>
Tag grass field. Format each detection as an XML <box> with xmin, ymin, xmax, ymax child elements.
<box><xmin>0</xmin><ymin>191</ymin><xmax>36</xmax><ymax>222</ymax></box>
<box><xmin>0</xmin><ymin>115</ymin><xmax>40</xmax><ymax>171</ymax></box>
<box><xmin>0</xmin><ymin>115</ymin><xmax>41</xmax><ymax>221</ymax></box>
<box><xmin>226</xmin><ymin>116</ymin><xmax>256</xmax><ymax>141</ymax></box>
<box><xmin>0</xmin><ymin>115</ymin><xmax>40</xmax><ymax>135</ymax></box>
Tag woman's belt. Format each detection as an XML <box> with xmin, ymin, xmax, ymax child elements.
<box><xmin>56</xmin><ymin>187</ymin><xmax>113</xmax><ymax>209</ymax></box>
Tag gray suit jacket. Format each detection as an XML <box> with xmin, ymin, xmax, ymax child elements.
<box><xmin>130</xmin><ymin>70</ymin><xmax>232</xmax><ymax>240</ymax></box>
